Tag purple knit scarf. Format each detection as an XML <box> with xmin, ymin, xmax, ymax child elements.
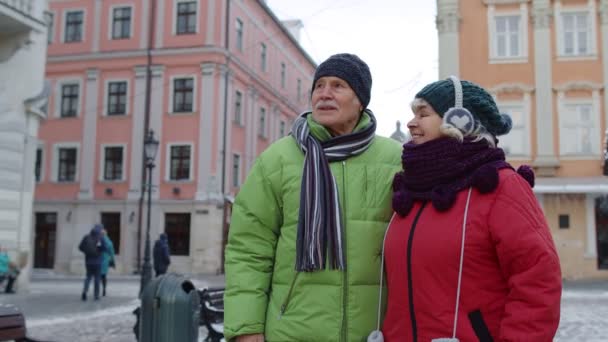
<box><xmin>392</xmin><ymin>137</ymin><xmax>534</xmax><ymax>216</ymax></box>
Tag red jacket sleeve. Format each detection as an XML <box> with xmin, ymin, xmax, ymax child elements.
<box><xmin>488</xmin><ymin>171</ymin><xmax>562</xmax><ymax>342</ymax></box>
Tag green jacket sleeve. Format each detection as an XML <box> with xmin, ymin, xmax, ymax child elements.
<box><xmin>224</xmin><ymin>153</ymin><xmax>282</xmax><ymax>340</ymax></box>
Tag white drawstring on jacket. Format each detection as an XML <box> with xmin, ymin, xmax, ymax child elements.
<box><xmin>368</xmin><ymin>187</ymin><xmax>473</xmax><ymax>342</ymax></box>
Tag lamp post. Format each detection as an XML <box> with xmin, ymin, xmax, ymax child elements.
<box><xmin>140</xmin><ymin>130</ymin><xmax>159</xmax><ymax>294</ymax></box>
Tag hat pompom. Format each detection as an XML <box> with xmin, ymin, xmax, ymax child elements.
<box><xmin>392</xmin><ymin>171</ymin><xmax>405</xmax><ymax>191</ymax></box>
<box><xmin>431</xmin><ymin>187</ymin><xmax>457</xmax><ymax>211</ymax></box>
<box><xmin>494</xmin><ymin>113</ymin><xmax>513</xmax><ymax>136</ymax></box>
<box><xmin>471</xmin><ymin>163</ymin><xmax>499</xmax><ymax>193</ymax></box>
<box><xmin>516</xmin><ymin>165</ymin><xmax>535</xmax><ymax>188</ymax></box>
<box><xmin>392</xmin><ymin>190</ymin><xmax>414</xmax><ymax>217</ymax></box>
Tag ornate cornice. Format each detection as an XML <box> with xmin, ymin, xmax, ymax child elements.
<box><xmin>553</xmin><ymin>81</ymin><xmax>604</xmax><ymax>92</ymax></box>
<box><xmin>436</xmin><ymin>12</ymin><xmax>460</xmax><ymax>34</ymax></box>
<box><xmin>482</xmin><ymin>0</ymin><xmax>530</xmax><ymax>4</ymax></box>
<box><xmin>489</xmin><ymin>83</ymin><xmax>535</xmax><ymax>94</ymax></box>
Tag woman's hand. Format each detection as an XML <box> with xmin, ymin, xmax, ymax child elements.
<box><xmin>236</xmin><ymin>333</ymin><xmax>264</xmax><ymax>342</ymax></box>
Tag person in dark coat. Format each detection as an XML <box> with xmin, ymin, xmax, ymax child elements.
<box><xmin>153</xmin><ymin>233</ymin><xmax>171</xmax><ymax>276</ymax></box>
<box><xmin>78</xmin><ymin>224</ymin><xmax>107</xmax><ymax>301</ymax></box>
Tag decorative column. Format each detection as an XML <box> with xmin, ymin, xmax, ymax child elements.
<box><xmin>197</xmin><ymin>63</ymin><xmax>219</xmax><ymax>201</ymax></box>
<box><xmin>155</xmin><ymin>0</ymin><xmax>165</xmax><ymax>48</ymax></box>
<box><xmin>78</xmin><ymin>69</ymin><xmax>99</xmax><ymax>200</ymax></box>
<box><xmin>531</xmin><ymin>0</ymin><xmax>559</xmax><ymax>176</ymax></box>
<box><xmin>436</xmin><ymin>0</ymin><xmax>460</xmax><ymax>78</ymax></box>
<box><xmin>149</xmin><ymin>65</ymin><xmax>164</xmax><ymax>199</ymax></box>
<box><xmin>206</xmin><ymin>0</ymin><xmax>217</xmax><ymax>45</ymax></box>
<box><xmin>139</xmin><ymin>0</ymin><xmax>149</xmax><ymax>49</ymax></box>
<box><xmin>129</xmin><ymin>66</ymin><xmax>147</xmax><ymax>200</ymax></box>
<box><xmin>600</xmin><ymin>0</ymin><xmax>608</xmax><ymax>130</ymax></box>
<box><xmin>92</xmin><ymin>0</ymin><xmax>102</xmax><ymax>52</ymax></box>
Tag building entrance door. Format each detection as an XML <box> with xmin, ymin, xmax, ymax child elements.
<box><xmin>595</xmin><ymin>197</ymin><xmax>608</xmax><ymax>270</ymax></box>
<box><xmin>34</xmin><ymin>212</ymin><xmax>57</xmax><ymax>269</ymax></box>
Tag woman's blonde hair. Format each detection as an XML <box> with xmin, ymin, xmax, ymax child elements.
<box><xmin>410</xmin><ymin>98</ymin><xmax>496</xmax><ymax>148</ymax></box>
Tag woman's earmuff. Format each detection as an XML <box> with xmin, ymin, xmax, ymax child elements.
<box><xmin>442</xmin><ymin>76</ymin><xmax>476</xmax><ymax>136</ymax></box>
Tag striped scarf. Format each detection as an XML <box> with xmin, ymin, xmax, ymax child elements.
<box><xmin>291</xmin><ymin>110</ymin><xmax>377</xmax><ymax>272</ymax></box>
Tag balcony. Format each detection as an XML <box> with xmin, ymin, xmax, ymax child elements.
<box><xmin>0</xmin><ymin>0</ymin><xmax>47</xmax><ymax>35</ymax></box>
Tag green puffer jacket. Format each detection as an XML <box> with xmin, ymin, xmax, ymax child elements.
<box><xmin>224</xmin><ymin>114</ymin><xmax>402</xmax><ymax>341</ymax></box>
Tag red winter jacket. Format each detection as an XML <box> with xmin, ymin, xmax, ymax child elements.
<box><xmin>382</xmin><ymin>169</ymin><xmax>561</xmax><ymax>342</ymax></box>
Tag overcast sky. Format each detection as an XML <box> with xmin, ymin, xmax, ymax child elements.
<box><xmin>266</xmin><ymin>0</ymin><xmax>439</xmax><ymax>137</ymax></box>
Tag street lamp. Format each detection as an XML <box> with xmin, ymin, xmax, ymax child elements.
<box><xmin>140</xmin><ymin>129</ymin><xmax>159</xmax><ymax>294</ymax></box>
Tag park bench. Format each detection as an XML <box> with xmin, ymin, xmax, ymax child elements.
<box><xmin>197</xmin><ymin>287</ymin><xmax>224</xmax><ymax>342</ymax></box>
<box><xmin>0</xmin><ymin>304</ymin><xmax>46</xmax><ymax>342</ymax></box>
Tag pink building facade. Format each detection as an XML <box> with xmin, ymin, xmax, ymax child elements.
<box><xmin>35</xmin><ymin>0</ymin><xmax>315</xmax><ymax>275</ymax></box>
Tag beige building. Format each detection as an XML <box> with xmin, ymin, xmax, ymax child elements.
<box><xmin>437</xmin><ymin>0</ymin><xmax>608</xmax><ymax>279</ymax></box>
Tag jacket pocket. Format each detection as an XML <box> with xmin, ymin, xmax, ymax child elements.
<box><xmin>467</xmin><ymin>310</ymin><xmax>494</xmax><ymax>342</ymax></box>
<box><xmin>277</xmin><ymin>272</ymin><xmax>300</xmax><ymax>319</ymax></box>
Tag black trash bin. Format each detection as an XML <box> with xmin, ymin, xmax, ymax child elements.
<box><xmin>139</xmin><ymin>273</ymin><xmax>200</xmax><ymax>342</ymax></box>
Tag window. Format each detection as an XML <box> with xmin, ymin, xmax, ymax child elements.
<box><xmin>101</xmin><ymin>212</ymin><xmax>121</xmax><ymax>253</ymax></box>
<box><xmin>35</xmin><ymin>148</ymin><xmax>43</xmax><ymax>182</ymax></box>
<box><xmin>234</xmin><ymin>90</ymin><xmax>242</xmax><ymax>125</ymax></box>
<box><xmin>232</xmin><ymin>154</ymin><xmax>240</xmax><ymax>187</ymax></box>
<box><xmin>497</xmin><ymin>103</ymin><xmax>527</xmax><ymax>156</ymax></box>
<box><xmin>297</xmin><ymin>78</ymin><xmax>302</xmax><ymax>101</ymax></box>
<box><xmin>169</xmin><ymin>145</ymin><xmax>191</xmax><ymax>181</ymax></box>
<box><xmin>562</xmin><ymin>13</ymin><xmax>589</xmax><ymax>56</ymax></box>
<box><xmin>555</xmin><ymin>2</ymin><xmax>597</xmax><ymax>58</ymax></box>
<box><xmin>64</xmin><ymin>10</ymin><xmax>83</xmax><ymax>42</ymax></box>
<box><xmin>112</xmin><ymin>7</ymin><xmax>131</xmax><ymax>39</ymax></box>
<box><xmin>57</xmin><ymin>147</ymin><xmax>77</xmax><ymax>182</ymax></box>
<box><xmin>172</xmin><ymin>78</ymin><xmax>194</xmax><ymax>112</ymax></box>
<box><xmin>559</xmin><ymin>214</ymin><xmax>570</xmax><ymax>229</ymax></box>
<box><xmin>280</xmin><ymin>62</ymin><xmax>286</xmax><ymax>88</ymax></box>
<box><xmin>103</xmin><ymin>146</ymin><xmax>124</xmax><ymax>181</ymax></box>
<box><xmin>560</xmin><ymin>103</ymin><xmax>596</xmax><ymax>155</ymax></box>
<box><xmin>258</xmin><ymin>108</ymin><xmax>266</xmax><ymax>137</ymax></box>
<box><xmin>60</xmin><ymin>84</ymin><xmax>79</xmax><ymax>118</ymax></box>
<box><xmin>46</xmin><ymin>12</ymin><xmax>54</xmax><ymax>44</ymax></box>
<box><xmin>279</xmin><ymin>120</ymin><xmax>286</xmax><ymax>137</ymax></box>
<box><xmin>165</xmin><ymin>213</ymin><xmax>191</xmax><ymax>256</ymax></box>
<box><xmin>495</xmin><ymin>16</ymin><xmax>520</xmax><ymax>58</ymax></box>
<box><xmin>235</xmin><ymin>18</ymin><xmax>243</xmax><ymax>51</ymax></box>
<box><xmin>176</xmin><ymin>1</ymin><xmax>197</xmax><ymax>34</ymax></box>
<box><xmin>107</xmin><ymin>81</ymin><xmax>127</xmax><ymax>115</ymax></box>
<box><xmin>260</xmin><ymin>43</ymin><xmax>267</xmax><ymax>71</ymax></box>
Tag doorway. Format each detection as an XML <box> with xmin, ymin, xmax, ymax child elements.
<box><xmin>34</xmin><ymin>212</ymin><xmax>57</xmax><ymax>269</ymax></box>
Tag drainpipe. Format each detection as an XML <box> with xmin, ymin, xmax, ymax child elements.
<box><xmin>135</xmin><ymin>0</ymin><xmax>157</xmax><ymax>273</ymax></box>
<box><xmin>220</xmin><ymin>0</ymin><xmax>231</xmax><ymax>274</ymax></box>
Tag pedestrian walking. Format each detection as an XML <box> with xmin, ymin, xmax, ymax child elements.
<box><xmin>152</xmin><ymin>233</ymin><xmax>170</xmax><ymax>277</ymax></box>
<box><xmin>0</xmin><ymin>244</ymin><xmax>19</xmax><ymax>294</ymax></box>
<box><xmin>100</xmin><ymin>229</ymin><xmax>116</xmax><ymax>297</ymax></box>
<box><xmin>78</xmin><ymin>224</ymin><xmax>106</xmax><ymax>301</ymax></box>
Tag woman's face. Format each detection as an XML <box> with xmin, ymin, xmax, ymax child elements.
<box><xmin>407</xmin><ymin>99</ymin><xmax>443</xmax><ymax>144</ymax></box>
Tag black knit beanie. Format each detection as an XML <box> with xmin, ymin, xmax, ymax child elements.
<box><xmin>415</xmin><ymin>78</ymin><xmax>512</xmax><ymax>136</ymax></box>
<box><xmin>312</xmin><ymin>53</ymin><xmax>372</xmax><ymax>109</ymax></box>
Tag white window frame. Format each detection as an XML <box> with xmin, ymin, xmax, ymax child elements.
<box><xmin>168</xmin><ymin>75</ymin><xmax>197</xmax><ymax>114</ymax></box>
<box><xmin>104</xmin><ymin>79</ymin><xmax>130</xmax><ymax>116</ymax></box>
<box><xmin>165</xmin><ymin>142</ymin><xmax>194</xmax><ymax>182</ymax></box>
<box><xmin>260</xmin><ymin>43</ymin><xmax>267</xmax><ymax>72</ymax></box>
<box><xmin>496</xmin><ymin>98</ymin><xmax>531</xmax><ymax>158</ymax></box>
<box><xmin>35</xmin><ymin>145</ymin><xmax>45</xmax><ymax>183</ymax></box>
<box><xmin>234</xmin><ymin>90</ymin><xmax>243</xmax><ymax>126</ymax></box>
<box><xmin>554</xmin><ymin>0</ymin><xmax>597</xmax><ymax>60</ymax></box>
<box><xmin>487</xmin><ymin>4</ymin><xmax>528</xmax><ymax>64</ymax></box>
<box><xmin>52</xmin><ymin>142</ymin><xmax>80</xmax><ymax>183</ymax></box>
<box><xmin>235</xmin><ymin>18</ymin><xmax>243</xmax><ymax>51</ymax></box>
<box><xmin>61</xmin><ymin>8</ymin><xmax>86</xmax><ymax>43</ymax></box>
<box><xmin>99</xmin><ymin>144</ymin><xmax>127</xmax><ymax>182</ymax></box>
<box><xmin>108</xmin><ymin>4</ymin><xmax>134</xmax><ymax>40</ymax></box>
<box><xmin>258</xmin><ymin>107</ymin><xmax>267</xmax><ymax>138</ymax></box>
<box><xmin>557</xmin><ymin>93</ymin><xmax>601</xmax><ymax>158</ymax></box>
<box><xmin>232</xmin><ymin>153</ymin><xmax>241</xmax><ymax>188</ymax></box>
<box><xmin>46</xmin><ymin>11</ymin><xmax>55</xmax><ymax>44</ymax></box>
<box><xmin>172</xmin><ymin>0</ymin><xmax>200</xmax><ymax>35</ymax></box>
<box><xmin>55</xmin><ymin>78</ymin><xmax>83</xmax><ymax>118</ymax></box>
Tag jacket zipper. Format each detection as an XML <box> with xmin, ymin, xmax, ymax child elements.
<box><xmin>278</xmin><ymin>272</ymin><xmax>300</xmax><ymax>319</ymax></box>
<box><xmin>407</xmin><ymin>201</ymin><xmax>427</xmax><ymax>342</ymax></box>
<box><xmin>340</xmin><ymin>160</ymin><xmax>348</xmax><ymax>342</ymax></box>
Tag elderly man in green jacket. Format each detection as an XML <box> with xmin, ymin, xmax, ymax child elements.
<box><xmin>224</xmin><ymin>53</ymin><xmax>402</xmax><ymax>341</ymax></box>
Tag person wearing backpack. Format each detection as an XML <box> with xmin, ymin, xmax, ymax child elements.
<box><xmin>78</xmin><ymin>224</ymin><xmax>107</xmax><ymax>301</ymax></box>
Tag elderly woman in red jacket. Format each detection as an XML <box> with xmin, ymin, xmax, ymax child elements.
<box><xmin>372</xmin><ymin>77</ymin><xmax>562</xmax><ymax>342</ymax></box>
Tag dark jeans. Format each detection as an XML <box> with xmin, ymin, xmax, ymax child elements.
<box><xmin>83</xmin><ymin>264</ymin><xmax>101</xmax><ymax>298</ymax></box>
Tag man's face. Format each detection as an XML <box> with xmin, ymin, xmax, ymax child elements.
<box><xmin>311</xmin><ymin>76</ymin><xmax>362</xmax><ymax>136</ymax></box>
